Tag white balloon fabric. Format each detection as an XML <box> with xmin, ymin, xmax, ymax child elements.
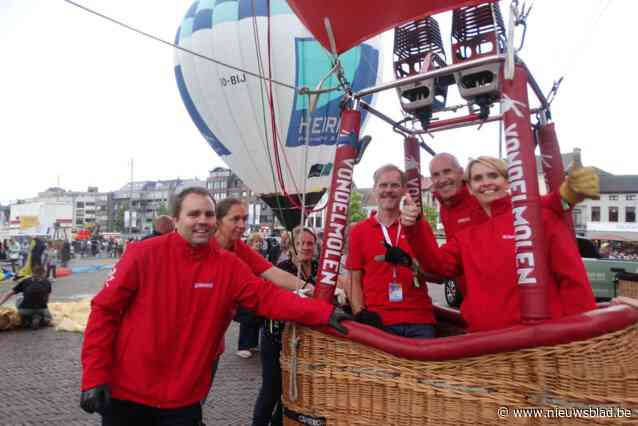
<box><xmin>174</xmin><ymin>0</ymin><xmax>382</xmax><ymax>219</ymax></box>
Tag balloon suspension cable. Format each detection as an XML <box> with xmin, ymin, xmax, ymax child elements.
<box><xmin>324</xmin><ymin>18</ymin><xmax>339</xmax><ymax>59</ymax></box>
<box><xmin>536</xmin><ymin>77</ymin><xmax>563</xmax><ymax>125</ymax></box>
<box><xmin>263</xmin><ymin>4</ymin><xmax>308</xmax><ymax>212</ymax></box>
<box><xmin>505</xmin><ymin>0</ymin><xmax>532</xmax><ymax>80</ymax></box>
<box><xmin>62</xmin><ymin>0</ymin><xmax>296</xmax><ymax>90</ymax></box>
<box><xmin>510</xmin><ymin>0</ymin><xmax>534</xmax><ymax>52</ymax></box>
<box><xmin>298</xmin><ymin>62</ymin><xmax>342</xmax><ymax>113</ymax></box>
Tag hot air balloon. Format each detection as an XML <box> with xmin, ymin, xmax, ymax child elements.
<box><xmin>174</xmin><ymin>0</ymin><xmax>382</xmax><ymax>229</ymax></box>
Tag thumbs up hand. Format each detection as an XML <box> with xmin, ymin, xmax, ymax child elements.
<box><xmin>559</xmin><ymin>163</ymin><xmax>600</xmax><ymax>205</ymax></box>
<box><xmin>400</xmin><ymin>194</ymin><xmax>421</xmax><ymax>227</ymax></box>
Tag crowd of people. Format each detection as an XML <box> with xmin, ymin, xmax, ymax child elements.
<box><xmin>72</xmin><ymin>154</ymin><xmax>638</xmax><ymax>426</ymax></box>
<box><xmin>599</xmin><ymin>243</ymin><xmax>638</xmax><ymax>261</ymax></box>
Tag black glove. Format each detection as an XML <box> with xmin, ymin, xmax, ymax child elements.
<box><xmin>354</xmin><ymin>309</ymin><xmax>384</xmax><ymax>330</ymax></box>
<box><xmin>80</xmin><ymin>384</ymin><xmax>111</xmax><ymax>415</ymax></box>
<box><xmin>383</xmin><ymin>242</ymin><xmax>413</xmax><ymax>268</ymax></box>
<box><xmin>328</xmin><ymin>306</ymin><xmax>354</xmax><ymax>335</ymax></box>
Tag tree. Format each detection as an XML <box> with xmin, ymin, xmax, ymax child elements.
<box><xmin>424</xmin><ymin>206</ymin><xmax>439</xmax><ymax>229</ymax></box>
<box><xmin>113</xmin><ymin>202</ymin><xmax>128</xmax><ymax>232</ymax></box>
<box><xmin>157</xmin><ymin>202</ymin><xmax>169</xmax><ymax>216</ymax></box>
<box><xmin>349</xmin><ymin>190</ymin><xmax>367</xmax><ymax>224</ymax></box>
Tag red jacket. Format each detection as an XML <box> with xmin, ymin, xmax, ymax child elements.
<box><xmin>81</xmin><ymin>232</ymin><xmax>332</xmax><ymax>408</ymax></box>
<box><xmin>406</xmin><ymin>196</ymin><xmax>595</xmax><ymax>332</ymax></box>
<box><xmin>436</xmin><ymin>185</ymin><xmax>479</xmax><ymax>239</ymax></box>
<box><xmin>434</xmin><ymin>187</ymin><xmax>568</xmax><ymax>294</ymax></box>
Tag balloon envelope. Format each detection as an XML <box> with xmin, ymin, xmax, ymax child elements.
<box><xmin>174</xmin><ymin>0</ymin><xmax>382</xmax><ymax>227</ymax></box>
<box><xmin>286</xmin><ymin>0</ymin><xmax>494</xmax><ymax>54</ymax></box>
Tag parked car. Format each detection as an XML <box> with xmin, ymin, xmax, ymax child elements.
<box><xmin>443</xmin><ymin>237</ymin><xmax>638</xmax><ymax>307</ymax></box>
<box><xmin>578</xmin><ymin>238</ymin><xmax>638</xmax><ymax>300</ymax></box>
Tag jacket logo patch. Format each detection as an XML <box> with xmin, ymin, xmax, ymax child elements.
<box><xmin>457</xmin><ymin>217</ymin><xmax>470</xmax><ymax>224</ymax></box>
<box><xmin>193</xmin><ymin>282</ymin><xmax>214</xmax><ymax>289</ymax></box>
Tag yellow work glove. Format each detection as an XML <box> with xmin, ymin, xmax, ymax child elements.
<box><xmin>559</xmin><ymin>164</ymin><xmax>600</xmax><ymax>205</ymax></box>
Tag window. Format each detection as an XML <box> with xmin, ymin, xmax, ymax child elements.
<box><xmin>315</xmin><ymin>216</ymin><xmax>322</xmax><ymax>228</ymax></box>
<box><xmin>573</xmin><ymin>209</ymin><xmax>583</xmax><ymax>226</ymax></box>
<box><xmin>627</xmin><ymin>194</ymin><xmax>636</xmax><ymax>201</ymax></box>
<box><xmin>609</xmin><ymin>194</ymin><xmax>618</xmax><ymax>201</ymax></box>
<box><xmin>76</xmin><ymin>201</ymin><xmax>85</xmax><ymax>208</ymax></box>
<box><xmin>609</xmin><ymin>207</ymin><xmax>619</xmax><ymax>222</ymax></box>
<box><xmin>627</xmin><ymin>207</ymin><xmax>636</xmax><ymax>223</ymax></box>
<box><xmin>591</xmin><ymin>206</ymin><xmax>600</xmax><ymax>222</ymax></box>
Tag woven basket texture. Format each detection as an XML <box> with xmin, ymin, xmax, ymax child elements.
<box><xmin>281</xmin><ymin>324</ymin><xmax>638</xmax><ymax>425</ymax></box>
<box><xmin>618</xmin><ymin>280</ymin><xmax>638</xmax><ymax>300</ymax></box>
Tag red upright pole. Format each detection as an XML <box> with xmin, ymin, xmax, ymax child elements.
<box><xmin>501</xmin><ymin>64</ymin><xmax>551</xmax><ymax>322</ymax></box>
<box><xmin>404</xmin><ymin>137</ymin><xmax>423</xmax><ymax>210</ymax></box>
<box><xmin>538</xmin><ymin>123</ymin><xmax>575</xmax><ymax>231</ymax></box>
<box><xmin>314</xmin><ymin>109</ymin><xmax>361</xmax><ymax>302</ymax></box>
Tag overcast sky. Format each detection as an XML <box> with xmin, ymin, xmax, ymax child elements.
<box><xmin>1</xmin><ymin>0</ymin><xmax>633</xmax><ymax>205</ymax></box>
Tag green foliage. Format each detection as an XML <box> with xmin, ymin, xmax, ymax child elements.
<box><xmin>424</xmin><ymin>206</ymin><xmax>439</xmax><ymax>228</ymax></box>
<box><xmin>113</xmin><ymin>202</ymin><xmax>128</xmax><ymax>232</ymax></box>
<box><xmin>349</xmin><ymin>190</ymin><xmax>367</xmax><ymax>224</ymax></box>
<box><xmin>157</xmin><ymin>202</ymin><xmax>169</xmax><ymax>216</ymax></box>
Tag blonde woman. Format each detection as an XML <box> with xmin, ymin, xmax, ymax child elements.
<box><xmin>253</xmin><ymin>226</ymin><xmax>318</xmax><ymax>426</ymax></box>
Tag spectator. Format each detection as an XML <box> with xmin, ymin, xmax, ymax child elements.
<box><xmin>61</xmin><ymin>241</ymin><xmax>71</xmax><ymax>267</ymax></box>
<box><xmin>45</xmin><ymin>241</ymin><xmax>59</xmax><ymax>280</ymax></box>
<box><xmin>7</xmin><ymin>239</ymin><xmax>21</xmax><ymax>273</ymax></box>
<box><xmin>141</xmin><ymin>215</ymin><xmax>175</xmax><ymax>240</ymax></box>
<box><xmin>0</xmin><ymin>264</ymin><xmax>52</xmax><ymax>329</ymax></box>
<box><xmin>253</xmin><ymin>226</ymin><xmax>318</xmax><ymax>426</ymax></box>
<box><xmin>247</xmin><ymin>232</ymin><xmax>265</xmax><ymax>256</ymax></box>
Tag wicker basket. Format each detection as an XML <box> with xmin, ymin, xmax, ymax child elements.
<box><xmin>281</xmin><ymin>324</ymin><xmax>638</xmax><ymax>426</ymax></box>
<box><xmin>617</xmin><ymin>273</ymin><xmax>638</xmax><ymax>299</ymax></box>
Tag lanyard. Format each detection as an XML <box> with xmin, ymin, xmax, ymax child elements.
<box><xmin>378</xmin><ymin>219</ymin><xmax>401</xmax><ymax>280</ymax></box>
<box><xmin>380</xmin><ymin>222</ymin><xmax>401</xmax><ymax>248</ymax></box>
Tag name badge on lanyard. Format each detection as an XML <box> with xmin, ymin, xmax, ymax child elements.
<box><xmin>388</xmin><ymin>281</ymin><xmax>403</xmax><ymax>302</ymax></box>
<box><xmin>380</xmin><ymin>220</ymin><xmax>403</xmax><ymax>303</ymax></box>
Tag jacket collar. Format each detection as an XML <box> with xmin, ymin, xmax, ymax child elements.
<box><xmin>171</xmin><ymin>232</ymin><xmax>218</xmax><ymax>258</ymax></box>
<box><xmin>434</xmin><ymin>184</ymin><xmax>471</xmax><ymax>208</ymax></box>
<box><xmin>484</xmin><ymin>194</ymin><xmax>513</xmax><ymax>218</ymax></box>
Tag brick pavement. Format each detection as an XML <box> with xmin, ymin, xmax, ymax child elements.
<box><xmin>0</xmin><ymin>320</ymin><xmax>261</xmax><ymax>425</ymax></box>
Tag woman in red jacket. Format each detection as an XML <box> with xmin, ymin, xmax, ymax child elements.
<box><xmin>403</xmin><ymin>156</ymin><xmax>596</xmax><ymax>332</ymax></box>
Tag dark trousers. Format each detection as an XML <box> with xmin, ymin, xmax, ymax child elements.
<box><xmin>46</xmin><ymin>264</ymin><xmax>56</xmax><ymax>279</ymax></box>
<box><xmin>384</xmin><ymin>323</ymin><xmax>436</xmax><ymax>339</ymax></box>
<box><xmin>238</xmin><ymin>322</ymin><xmax>260</xmax><ymax>351</ymax></box>
<box><xmin>101</xmin><ymin>398</ymin><xmax>202</xmax><ymax>426</ymax></box>
<box><xmin>252</xmin><ymin>329</ymin><xmax>282</xmax><ymax>426</ymax></box>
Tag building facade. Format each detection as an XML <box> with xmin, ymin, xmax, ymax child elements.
<box><xmin>206</xmin><ymin>167</ymin><xmax>277</xmax><ymax>231</ymax></box>
<box><xmin>112</xmin><ymin>178</ymin><xmax>204</xmax><ymax>235</ymax></box>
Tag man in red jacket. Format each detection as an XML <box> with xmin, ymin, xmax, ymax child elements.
<box><xmin>347</xmin><ymin>164</ymin><xmax>436</xmax><ymax>338</ymax></box>
<box><xmin>80</xmin><ymin>187</ymin><xmax>351</xmax><ymax>426</ymax></box>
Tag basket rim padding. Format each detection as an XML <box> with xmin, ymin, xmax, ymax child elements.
<box><xmin>617</xmin><ymin>271</ymin><xmax>638</xmax><ymax>281</ymax></box>
<box><xmin>314</xmin><ymin>305</ymin><xmax>638</xmax><ymax>361</ymax></box>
